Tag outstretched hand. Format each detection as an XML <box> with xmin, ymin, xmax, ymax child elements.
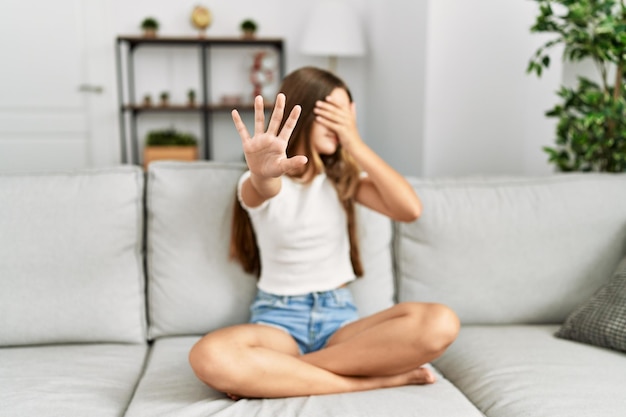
<box><xmin>232</xmin><ymin>94</ymin><xmax>307</xmax><ymax>179</ymax></box>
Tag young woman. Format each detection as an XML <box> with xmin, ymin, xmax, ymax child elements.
<box><xmin>189</xmin><ymin>66</ymin><xmax>459</xmax><ymax>399</ymax></box>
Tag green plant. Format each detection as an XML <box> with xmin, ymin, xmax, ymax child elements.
<box><xmin>240</xmin><ymin>19</ymin><xmax>258</xmax><ymax>32</ymax></box>
<box><xmin>145</xmin><ymin>129</ymin><xmax>197</xmax><ymax>147</ymax></box>
<box><xmin>160</xmin><ymin>91</ymin><xmax>169</xmax><ymax>100</ymax></box>
<box><xmin>141</xmin><ymin>17</ymin><xmax>159</xmax><ymax>31</ymax></box>
<box><xmin>528</xmin><ymin>0</ymin><xmax>626</xmax><ymax>172</ymax></box>
<box><xmin>188</xmin><ymin>89</ymin><xmax>196</xmax><ymax>100</ymax></box>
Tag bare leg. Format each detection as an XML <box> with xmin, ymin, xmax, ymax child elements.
<box><xmin>302</xmin><ymin>302</ymin><xmax>460</xmax><ymax>377</ymax></box>
<box><xmin>189</xmin><ymin>324</ymin><xmax>436</xmax><ymax>399</ymax></box>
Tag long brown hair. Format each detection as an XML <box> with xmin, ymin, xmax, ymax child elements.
<box><xmin>229</xmin><ymin>66</ymin><xmax>364</xmax><ymax>278</ymax></box>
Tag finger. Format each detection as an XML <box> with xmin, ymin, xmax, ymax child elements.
<box><xmin>253</xmin><ymin>95</ymin><xmax>265</xmax><ymax>135</ymax></box>
<box><xmin>313</xmin><ymin>106</ymin><xmax>338</xmax><ymax>121</ymax></box>
<box><xmin>314</xmin><ymin>101</ymin><xmax>345</xmax><ymax>124</ymax></box>
<box><xmin>280</xmin><ymin>155</ymin><xmax>308</xmax><ymax>173</ymax></box>
<box><xmin>278</xmin><ymin>104</ymin><xmax>301</xmax><ymax>141</ymax></box>
<box><xmin>231</xmin><ymin>109</ymin><xmax>251</xmax><ymax>142</ymax></box>
<box><xmin>266</xmin><ymin>93</ymin><xmax>286</xmax><ymax>135</ymax></box>
<box><xmin>317</xmin><ymin>97</ymin><xmax>345</xmax><ymax>111</ymax></box>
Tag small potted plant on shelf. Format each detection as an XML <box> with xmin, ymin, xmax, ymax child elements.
<box><xmin>142</xmin><ymin>94</ymin><xmax>152</xmax><ymax>107</ymax></box>
<box><xmin>143</xmin><ymin>128</ymin><xmax>198</xmax><ymax>169</ymax></box>
<box><xmin>240</xmin><ymin>19</ymin><xmax>258</xmax><ymax>38</ymax></box>
<box><xmin>187</xmin><ymin>89</ymin><xmax>196</xmax><ymax>107</ymax></box>
<box><xmin>141</xmin><ymin>17</ymin><xmax>159</xmax><ymax>38</ymax></box>
<box><xmin>159</xmin><ymin>91</ymin><xmax>169</xmax><ymax>107</ymax></box>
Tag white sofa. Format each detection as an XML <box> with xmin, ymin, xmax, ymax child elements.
<box><xmin>1</xmin><ymin>161</ymin><xmax>625</xmax><ymax>417</ymax></box>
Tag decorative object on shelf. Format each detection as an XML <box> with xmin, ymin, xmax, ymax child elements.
<box><xmin>143</xmin><ymin>94</ymin><xmax>152</xmax><ymax>107</ymax></box>
<box><xmin>187</xmin><ymin>89</ymin><xmax>196</xmax><ymax>107</ymax></box>
<box><xmin>300</xmin><ymin>0</ymin><xmax>366</xmax><ymax>73</ymax></box>
<box><xmin>527</xmin><ymin>0</ymin><xmax>626</xmax><ymax>173</ymax></box>
<box><xmin>221</xmin><ymin>94</ymin><xmax>243</xmax><ymax>106</ymax></box>
<box><xmin>143</xmin><ymin>128</ymin><xmax>198</xmax><ymax>169</ymax></box>
<box><xmin>249</xmin><ymin>51</ymin><xmax>276</xmax><ymax>100</ymax></box>
<box><xmin>240</xmin><ymin>19</ymin><xmax>258</xmax><ymax>39</ymax></box>
<box><xmin>191</xmin><ymin>5</ymin><xmax>212</xmax><ymax>37</ymax></box>
<box><xmin>140</xmin><ymin>17</ymin><xmax>159</xmax><ymax>38</ymax></box>
<box><xmin>159</xmin><ymin>91</ymin><xmax>169</xmax><ymax>107</ymax></box>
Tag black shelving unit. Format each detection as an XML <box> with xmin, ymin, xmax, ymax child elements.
<box><xmin>115</xmin><ymin>35</ymin><xmax>285</xmax><ymax>164</ymax></box>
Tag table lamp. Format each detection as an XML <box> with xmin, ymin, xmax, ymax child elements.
<box><xmin>300</xmin><ymin>0</ymin><xmax>366</xmax><ymax>73</ymax></box>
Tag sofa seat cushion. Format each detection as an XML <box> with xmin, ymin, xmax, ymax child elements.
<box><xmin>146</xmin><ymin>162</ymin><xmax>395</xmax><ymax>340</ymax></box>
<box><xmin>124</xmin><ymin>336</ymin><xmax>484</xmax><ymax>417</ymax></box>
<box><xmin>0</xmin><ymin>343</ymin><xmax>147</xmax><ymax>416</ymax></box>
<box><xmin>433</xmin><ymin>325</ymin><xmax>626</xmax><ymax>417</ymax></box>
<box><xmin>0</xmin><ymin>166</ymin><xmax>147</xmax><ymax>345</ymax></box>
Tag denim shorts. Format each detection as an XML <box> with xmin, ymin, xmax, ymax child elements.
<box><xmin>249</xmin><ymin>288</ymin><xmax>359</xmax><ymax>354</ymax></box>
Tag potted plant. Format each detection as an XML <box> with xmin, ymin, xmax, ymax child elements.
<box><xmin>187</xmin><ymin>89</ymin><xmax>196</xmax><ymax>107</ymax></box>
<box><xmin>527</xmin><ymin>0</ymin><xmax>626</xmax><ymax>172</ymax></box>
<box><xmin>143</xmin><ymin>128</ymin><xmax>198</xmax><ymax>169</ymax></box>
<box><xmin>159</xmin><ymin>91</ymin><xmax>169</xmax><ymax>107</ymax></box>
<box><xmin>141</xmin><ymin>17</ymin><xmax>159</xmax><ymax>38</ymax></box>
<box><xmin>142</xmin><ymin>94</ymin><xmax>152</xmax><ymax>107</ymax></box>
<box><xmin>240</xmin><ymin>19</ymin><xmax>258</xmax><ymax>38</ymax></box>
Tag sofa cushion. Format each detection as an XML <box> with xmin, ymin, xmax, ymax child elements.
<box><xmin>556</xmin><ymin>254</ymin><xmax>626</xmax><ymax>352</ymax></box>
<box><xmin>146</xmin><ymin>161</ymin><xmax>395</xmax><ymax>339</ymax></box>
<box><xmin>124</xmin><ymin>336</ymin><xmax>483</xmax><ymax>417</ymax></box>
<box><xmin>0</xmin><ymin>167</ymin><xmax>146</xmax><ymax>346</ymax></box>
<box><xmin>396</xmin><ymin>174</ymin><xmax>626</xmax><ymax>324</ymax></box>
<box><xmin>433</xmin><ymin>325</ymin><xmax>626</xmax><ymax>417</ymax></box>
<box><xmin>0</xmin><ymin>343</ymin><xmax>147</xmax><ymax>416</ymax></box>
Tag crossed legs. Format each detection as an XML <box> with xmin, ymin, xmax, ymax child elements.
<box><xmin>188</xmin><ymin>302</ymin><xmax>460</xmax><ymax>399</ymax></box>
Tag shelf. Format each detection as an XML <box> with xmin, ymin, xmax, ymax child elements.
<box><xmin>115</xmin><ymin>35</ymin><xmax>285</xmax><ymax>164</ymax></box>
<box><xmin>122</xmin><ymin>103</ymin><xmax>275</xmax><ymax>113</ymax></box>
<box><xmin>117</xmin><ymin>35</ymin><xmax>284</xmax><ymax>48</ymax></box>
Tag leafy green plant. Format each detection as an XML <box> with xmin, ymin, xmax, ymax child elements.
<box><xmin>141</xmin><ymin>17</ymin><xmax>159</xmax><ymax>31</ymax></box>
<box><xmin>145</xmin><ymin>129</ymin><xmax>197</xmax><ymax>147</ymax></box>
<box><xmin>240</xmin><ymin>19</ymin><xmax>258</xmax><ymax>33</ymax></box>
<box><xmin>528</xmin><ymin>0</ymin><xmax>626</xmax><ymax>172</ymax></box>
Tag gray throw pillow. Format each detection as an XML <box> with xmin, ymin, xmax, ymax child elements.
<box><xmin>556</xmin><ymin>255</ymin><xmax>626</xmax><ymax>353</ymax></box>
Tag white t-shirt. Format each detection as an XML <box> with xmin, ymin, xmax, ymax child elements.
<box><xmin>237</xmin><ymin>171</ymin><xmax>356</xmax><ymax>295</ymax></box>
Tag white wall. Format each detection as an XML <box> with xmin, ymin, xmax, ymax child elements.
<box><xmin>364</xmin><ymin>0</ymin><xmax>428</xmax><ymax>177</ymax></box>
<box><xmin>0</xmin><ymin>0</ymin><xmax>570</xmax><ymax>178</ymax></box>
<box><xmin>421</xmin><ymin>0</ymin><xmax>562</xmax><ymax>177</ymax></box>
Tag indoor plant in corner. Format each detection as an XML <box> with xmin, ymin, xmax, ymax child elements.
<box><xmin>527</xmin><ymin>0</ymin><xmax>626</xmax><ymax>172</ymax></box>
<box><xmin>143</xmin><ymin>128</ymin><xmax>198</xmax><ymax>169</ymax></box>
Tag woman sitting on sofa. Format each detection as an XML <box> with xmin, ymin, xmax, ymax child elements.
<box><xmin>189</xmin><ymin>66</ymin><xmax>460</xmax><ymax>399</ymax></box>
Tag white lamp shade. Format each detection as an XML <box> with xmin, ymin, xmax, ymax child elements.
<box><xmin>300</xmin><ymin>0</ymin><xmax>366</xmax><ymax>57</ymax></box>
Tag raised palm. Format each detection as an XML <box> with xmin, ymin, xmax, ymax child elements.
<box><xmin>232</xmin><ymin>94</ymin><xmax>307</xmax><ymax>178</ymax></box>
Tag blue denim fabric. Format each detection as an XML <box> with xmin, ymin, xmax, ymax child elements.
<box><xmin>249</xmin><ymin>288</ymin><xmax>359</xmax><ymax>354</ymax></box>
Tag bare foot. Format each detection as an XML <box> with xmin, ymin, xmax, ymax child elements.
<box><xmin>407</xmin><ymin>367</ymin><xmax>436</xmax><ymax>384</ymax></box>
<box><xmin>385</xmin><ymin>366</ymin><xmax>436</xmax><ymax>388</ymax></box>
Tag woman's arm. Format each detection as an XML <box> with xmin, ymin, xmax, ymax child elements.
<box><xmin>232</xmin><ymin>94</ymin><xmax>306</xmax><ymax>207</ymax></box>
<box><xmin>314</xmin><ymin>96</ymin><xmax>422</xmax><ymax>222</ymax></box>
